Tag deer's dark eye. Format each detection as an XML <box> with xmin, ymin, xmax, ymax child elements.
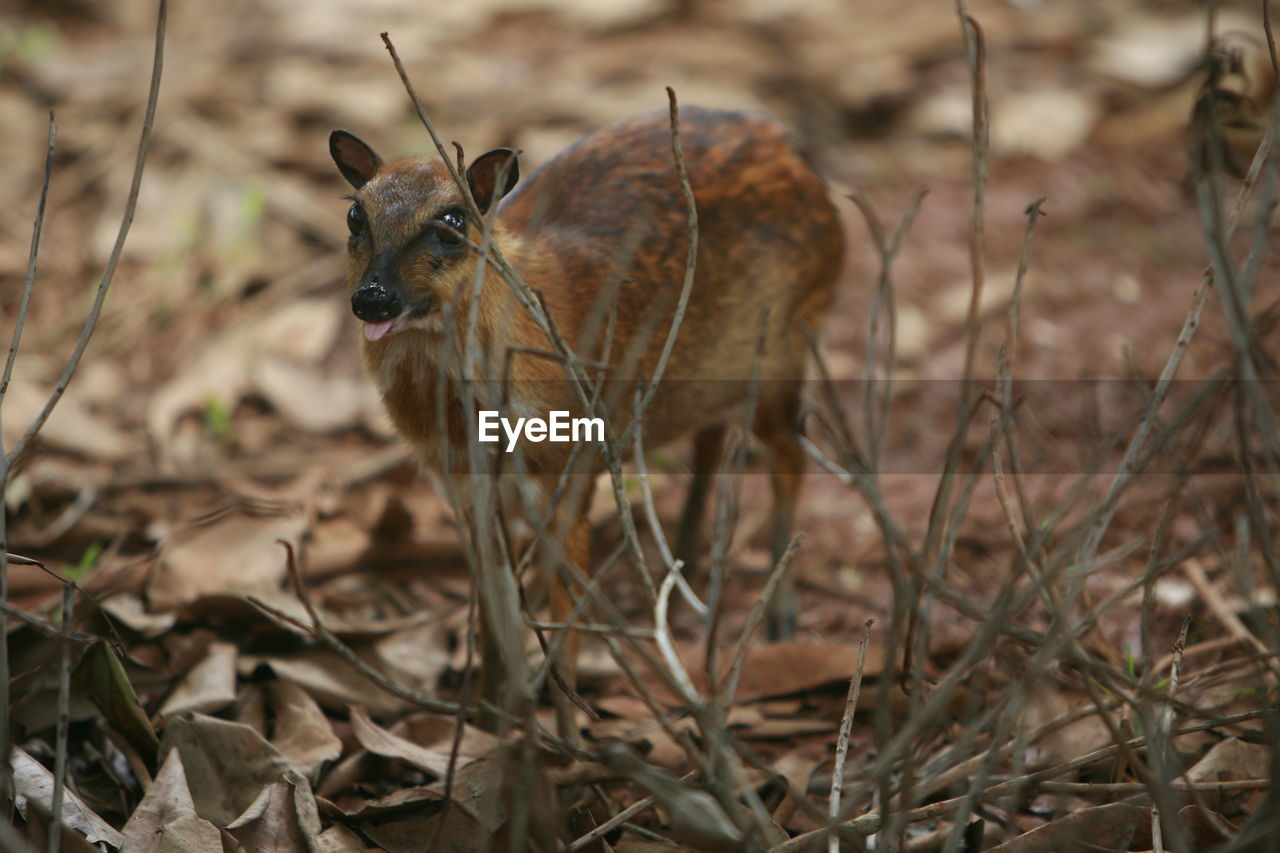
<box><xmin>347</xmin><ymin>203</ymin><xmax>364</xmax><ymax>235</ymax></box>
<box><xmin>437</xmin><ymin>208</ymin><xmax>465</xmax><ymax>244</ymax></box>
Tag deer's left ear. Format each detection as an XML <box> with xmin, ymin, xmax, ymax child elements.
<box><xmin>466</xmin><ymin>148</ymin><xmax>520</xmax><ymax>213</ymax></box>
<box><xmin>330</xmin><ymin>130</ymin><xmax>382</xmax><ymax>189</ymax></box>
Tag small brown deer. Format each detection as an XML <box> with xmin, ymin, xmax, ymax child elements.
<box><xmin>330</xmin><ymin>106</ymin><xmax>844</xmax><ymax>721</ymax></box>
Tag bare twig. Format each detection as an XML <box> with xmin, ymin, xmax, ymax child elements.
<box><xmin>47</xmin><ymin>585</ymin><xmax>74</xmax><ymax>853</ymax></box>
<box><xmin>567</xmin><ymin>795</ymin><xmax>657</xmax><ymax>851</ymax></box>
<box><xmin>827</xmin><ymin>619</ymin><xmax>874</xmax><ymax>853</ymax></box>
<box><xmin>632</xmin><ymin>389</ymin><xmax>705</xmax><ymax>615</ymax></box>
<box><xmin>846</xmin><ymin>187</ymin><xmax>928</xmax><ymax>467</ymax></box>
<box><xmin>0</xmin><ymin>112</ymin><xmax>56</xmax><ymax>814</ymax></box>
<box><xmin>654</xmin><ymin>564</ymin><xmax>699</xmax><ymax>705</ymax></box>
<box><xmin>0</xmin><ymin>114</ymin><xmax>55</xmax><ymax>406</ymax></box>
<box><xmin>1</xmin><ymin>0</ymin><xmax>166</xmax><ymax>811</ymax></box>
<box><xmin>628</xmin><ymin>86</ymin><xmax>699</xmax><ymax>435</ymax></box>
<box><xmin>722</xmin><ymin>534</ymin><xmax>804</xmax><ymax>706</ymax></box>
<box><xmin>771</xmin><ymin>709</ymin><xmax>1274</xmax><ymax>850</ymax></box>
<box><xmin>922</xmin><ymin>5</ymin><xmax>989</xmax><ymax>565</ymax></box>
<box><xmin>1184</xmin><ymin>558</ymin><xmax>1272</xmax><ymax>660</ymax></box>
<box><xmin>1040</xmin><ymin>778</ymin><xmax>1268</xmax><ymax>794</ymax></box>
<box><xmin>260</xmin><ymin>541</ymin><xmax>558</xmax><ymax>742</ymax></box>
<box><xmin>7</xmin><ymin>0</ymin><xmax>167</xmax><ymax>467</ymax></box>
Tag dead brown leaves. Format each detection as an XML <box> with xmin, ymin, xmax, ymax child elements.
<box><xmin>4</xmin><ymin>0</ymin><xmax>1280</xmax><ymax>849</ymax></box>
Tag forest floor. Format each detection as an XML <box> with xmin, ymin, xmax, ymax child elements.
<box><xmin>1</xmin><ymin>0</ymin><xmax>1277</xmax><ymax>850</ymax></box>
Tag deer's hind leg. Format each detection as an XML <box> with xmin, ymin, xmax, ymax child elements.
<box><xmin>754</xmin><ymin>388</ymin><xmax>806</xmax><ymax>641</ymax></box>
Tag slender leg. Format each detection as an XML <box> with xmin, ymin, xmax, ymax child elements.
<box><xmin>674</xmin><ymin>424</ymin><xmax>726</xmax><ymax>575</ymax></box>
<box><xmin>459</xmin><ymin>505</ymin><xmax>512</xmax><ymax>731</ymax></box>
<box><xmin>547</xmin><ymin>475</ymin><xmax>594</xmax><ymax>742</ymax></box>
<box><xmin>757</xmin><ymin>397</ymin><xmax>805</xmax><ymax>641</ymax></box>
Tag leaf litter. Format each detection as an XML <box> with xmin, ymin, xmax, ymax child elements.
<box><xmin>3</xmin><ymin>0</ymin><xmax>1279</xmax><ymax>849</ymax></box>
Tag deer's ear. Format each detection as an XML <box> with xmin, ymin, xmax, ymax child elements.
<box><xmin>330</xmin><ymin>130</ymin><xmax>382</xmax><ymax>189</ymax></box>
<box><xmin>466</xmin><ymin>148</ymin><xmax>520</xmax><ymax>213</ymax></box>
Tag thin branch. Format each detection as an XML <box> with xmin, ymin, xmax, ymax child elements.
<box><xmin>771</xmin><ymin>709</ymin><xmax>1274</xmax><ymax>850</ymax></box>
<box><xmin>47</xmin><ymin>585</ymin><xmax>74</xmax><ymax>853</ymax></box>
<box><xmin>628</xmin><ymin>86</ymin><xmax>699</xmax><ymax>435</ymax></box>
<box><xmin>0</xmin><ymin>112</ymin><xmax>56</xmax><ymax>816</ymax></box>
<box><xmin>827</xmin><ymin>619</ymin><xmax>874</xmax><ymax>853</ymax></box>
<box><xmin>721</xmin><ymin>534</ymin><xmax>803</xmax><ymax>706</ymax></box>
<box><xmin>0</xmin><ymin>114</ymin><xmax>55</xmax><ymax>405</ymax></box>
<box><xmin>568</xmin><ymin>795</ymin><xmax>657</xmax><ymax>851</ymax></box>
<box><xmin>7</xmin><ymin>0</ymin><xmax>168</xmax><ymax>466</ymax></box>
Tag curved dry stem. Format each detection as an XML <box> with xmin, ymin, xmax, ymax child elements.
<box><xmin>7</xmin><ymin>1</ymin><xmax>167</xmax><ymax>467</ymax></box>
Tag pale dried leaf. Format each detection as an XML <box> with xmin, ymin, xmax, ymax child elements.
<box><xmin>239</xmin><ymin>651</ymin><xmax>411</xmax><ymax>718</ymax></box>
<box><xmin>372</xmin><ymin>756</ymin><xmax>508</xmax><ymax>852</ymax></box>
<box><xmin>158</xmin><ymin>713</ymin><xmax>320</xmax><ymax>832</ymax></box>
<box><xmin>2</xmin><ymin>379</ymin><xmax>135</xmax><ymax>460</ymax></box>
<box><xmin>253</xmin><ymin>299</ymin><xmax>343</xmax><ymax>363</ymax></box>
<box><xmin>101</xmin><ymin>594</ymin><xmax>178</xmax><ymax>637</ymax></box>
<box><xmin>587</xmin><ymin>717</ymin><xmax>687</xmax><ymax>771</ymax></box>
<box><xmin>392</xmin><ymin>712</ymin><xmax>500</xmax><ymax>763</ymax></box>
<box><xmin>988</xmin><ymin>801</ymin><xmax>1150</xmax><ymax>852</ymax></box>
<box><xmin>723</xmin><ymin>641</ymin><xmax>888</xmax><ymax>704</ymax></box>
<box><xmin>11</xmin><ymin>747</ymin><xmax>124</xmax><ymax>848</ymax></box>
<box><xmin>348</xmin><ymin>705</ymin><xmax>495</xmax><ymax>778</ymax></box>
<box><xmin>266</xmin><ymin>680</ymin><xmax>343</xmax><ymax>784</ymax></box>
<box><xmin>149</xmin><ymin>507</ymin><xmax>308</xmax><ymax>610</ymax></box>
<box><xmin>252</xmin><ymin>357</ymin><xmax>368</xmax><ymax>433</ymax></box>
<box><xmin>1186</xmin><ymin>737</ymin><xmax>1270</xmax><ymax>818</ymax></box>
<box><xmin>159</xmin><ymin>641</ymin><xmax>238</xmax><ymax>718</ymax></box>
<box><xmin>225</xmin><ymin>778</ymin><xmax>322</xmax><ymax>853</ymax></box>
<box><xmin>602</xmin><ymin>743</ymin><xmax>750</xmax><ymax>852</ymax></box>
<box><xmin>1091</xmin><ymin>11</ymin><xmax>1251</xmax><ymax>88</ymax></box>
<box><xmin>146</xmin><ymin>329</ymin><xmax>253</xmax><ymax>454</ymax></box>
<box><xmin>315</xmin><ymin>823</ymin><xmax>379</xmax><ymax>853</ymax></box>
<box><xmin>373</xmin><ymin>622</ymin><xmax>451</xmax><ymax>689</ymax></box>
<box><xmin>119</xmin><ymin>749</ymin><xmax>223</xmax><ymax>853</ymax></box>
<box><xmin>992</xmin><ymin>89</ymin><xmax>1098</xmax><ymax>158</ymax></box>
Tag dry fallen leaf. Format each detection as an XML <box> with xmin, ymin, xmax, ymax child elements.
<box><xmin>1090</xmin><ymin>10</ymin><xmax>1252</xmax><ymax>88</ymax></box>
<box><xmin>721</xmin><ymin>641</ymin><xmax>889</xmax><ymax>704</ymax></box>
<box><xmin>238</xmin><ymin>650</ymin><xmax>412</xmax><ymax>718</ymax></box>
<box><xmin>146</xmin><ymin>330</ymin><xmax>253</xmax><ymax>462</ymax></box>
<box><xmin>119</xmin><ymin>748</ymin><xmax>223</xmax><ymax>853</ymax></box>
<box><xmin>601</xmin><ymin>742</ymin><xmax>757</xmax><ymax>852</ymax></box>
<box><xmin>254</xmin><ymin>298</ymin><xmax>343</xmax><ymax>363</ymax></box>
<box><xmin>251</xmin><ymin>357</ymin><xmax>369</xmax><ymax>434</ymax></box>
<box><xmin>225</xmin><ymin>778</ymin><xmax>323</xmax><ymax>853</ymax></box>
<box><xmin>146</xmin><ymin>298</ymin><xmax>351</xmax><ymax>458</ymax></box>
<box><xmin>373</xmin><ymin>621</ymin><xmax>452</xmax><ymax>691</ymax></box>
<box><xmin>74</xmin><ymin>640</ymin><xmax>161</xmax><ymax>763</ymax></box>
<box><xmin>2</xmin><ymin>379</ymin><xmax>136</xmax><ymax>461</ymax></box>
<box><xmin>348</xmin><ymin>705</ymin><xmax>498</xmax><ymax>778</ymax></box>
<box><xmin>989</xmin><ymin>801</ymin><xmax>1151</xmax><ymax>853</ymax></box>
<box><xmin>314</xmin><ymin>823</ymin><xmax>380</xmax><ymax>853</ymax></box>
<box><xmin>991</xmin><ymin>88</ymin><xmax>1098</xmax><ymax>158</ymax></box>
<box><xmin>158</xmin><ymin>640</ymin><xmax>238</xmax><ymax>718</ymax></box>
<box><xmin>149</xmin><ymin>506</ymin><xmax>308</xmax><ymax>610</ymax></box>
<box><xmin>336</xmin><ymin>756</ymin><xmax>510</xmax><ymax>853</ymax></box>
<box><xmin>11</xmin><ymin>746</ymin><xmax>124</xmax><ymax>849</ymax></box>
<box><xmin>1185</xmin><ymin>737</ymin><xmax>1270</xmax><ymax>819</ymax></box>
<box><xmin>101</xmin><ymin>594</ymin><xmax>179</xmax><ymax>638</ymax></box>
<box><xmin>158</xmin><ymin>712</ymin><xmax>321</xmax><ymax>834</ymax></box>
<box><xmin>266</xmin><ymin>680</ymin><xmax>343</xmax><ymax>784</ymax></box>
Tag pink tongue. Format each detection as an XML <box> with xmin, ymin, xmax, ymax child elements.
<box><xmin>364</xmin><ymin>319</ymin><xmax>396</xmax><ymax>342</ymax></box>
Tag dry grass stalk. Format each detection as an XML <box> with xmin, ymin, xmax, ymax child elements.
<box><xmin>0</xmin><ymin>0</ymin><xmax>168</xmax><ymax>829</ymax></box>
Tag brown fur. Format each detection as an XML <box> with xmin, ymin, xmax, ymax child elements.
<box><xmin>333</xmin><ymin>107</ymin><xmax>845</xmax><ymax>718</ymax></box>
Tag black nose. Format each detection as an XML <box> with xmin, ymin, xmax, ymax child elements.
<box><xmin>351</xmin><ymin>282</ymin><xmax>402</xmax><ymax>322</ymax></box>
